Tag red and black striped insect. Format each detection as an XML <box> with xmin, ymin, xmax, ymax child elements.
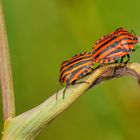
<box><xmin>59</xmin><ymin>52</ymin><xmax>94</xmax><ymax>98</ymax></box>
<box><xmin>92</xmin><ymin>27</ymin><xmax>139</xmax><ymax>64</ymax></box>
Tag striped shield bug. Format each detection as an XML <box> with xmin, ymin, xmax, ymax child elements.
<box><xmin>92</xmin><ymin>27</ymin><xmax>139</xmax><ymax>64</ymax></box>
<box><xmin>58</xmin><ymin>52</ymin><xmax>94</xmax><ymax>99</ymax></box>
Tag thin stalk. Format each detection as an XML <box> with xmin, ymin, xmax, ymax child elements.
<box><xmin>0</xmin><ymin>2</ymin><xmax>15</xmax><ymax>122</ymax></box>
<box><xmin>2</xmin><ymin>63</ymin><xmax>140</xmax><ymax>140</ymax></box>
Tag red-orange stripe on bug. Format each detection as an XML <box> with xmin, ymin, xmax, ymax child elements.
<box><xmin>59</xmin><ymin>52</ymin><xmax>94</xmax><ymax>98</ymax></box>
<box><xmin>92</xmin><ymin>27</ymin><xmax>139</xmax><ymax>64</ymax></box>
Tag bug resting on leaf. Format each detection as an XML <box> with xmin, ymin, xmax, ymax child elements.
<box><xmin>92</xmin><ymin>27</ymin><xmax>139</xmax><ymax>64</ymax></box>
<box><xmin>59</xmin><ymin>52</ymin><xmax>94</xmax><ymax>99</ymax></box>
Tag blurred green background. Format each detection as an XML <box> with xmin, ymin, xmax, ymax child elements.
<box><xmin>1</xmin><ymin>0</ymin><xmax>140</xmax><ymax>139</ymax></box>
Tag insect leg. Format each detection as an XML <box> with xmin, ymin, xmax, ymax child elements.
<box><xmin>124</xmin><ymin>54</ymin><xmax>130</xmax><ymax>65</ymax></box>
<box><xmin>63</xmin><ymin>84</ymin><xmax>69</xmax><ymax>99</ymax></box>
<box><xmin>120</xmin><ymin>56</ymin><xmax>124</xmax><ymax>63</ymax></box>
<box><xmin>113</xmin><ymin>56</ymin><xmax>124</xmax><ymax>75</ymax></box>
<box><xmin>74</xmin><ymin>81</ymin><xmax>90</xmax><ymax>85</ymax></box>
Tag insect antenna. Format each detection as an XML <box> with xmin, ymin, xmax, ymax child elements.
<box><xmin>130</xmin><ymin>29</ymin><xmax>136</xmax><ymax>36</ymax></box>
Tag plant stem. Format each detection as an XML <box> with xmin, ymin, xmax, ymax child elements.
<box><xmin>2</xmin><ymin>62</ymin><xmax>110</xmax><ymax>140</ymax></box>
<box><xmin>2</xmin><ymin>63</ymin><xmax>140</xmax><ymax>140</ymax></box>
<box><xmin>0</xmin><ymin>2</ymin><xmax>15</xmax><ymax>122</ymax></box>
